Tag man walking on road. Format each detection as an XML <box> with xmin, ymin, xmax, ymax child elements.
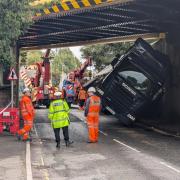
<box><xmin>78</xmin><ymin>86</ymin><xmax>87</xmax><ymax>110</ymax></box>
<box><xmin>48</xmin><ymin>91</ymin><xmax>73</xmax><ymax>148</ymax></box>
<box><xmin>17</xmin><ymin>88</ymin><xmax>35</xmax><ymax>141</ymax></box>
<box><xmin>84</xmin><ymin>87</ymin><xmax>101</xmax><ymax>143</ymax></box>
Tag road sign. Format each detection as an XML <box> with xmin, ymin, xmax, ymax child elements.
<box><xmin>8</xmin><ymin>68</ymin><xmax>18</xmax><ymax>80</ymax></box>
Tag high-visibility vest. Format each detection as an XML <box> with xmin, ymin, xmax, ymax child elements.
<box><xmin>48</xmin><ymin>99</ymin><xmax>70</xmax><ymax>128</ymax></box>
<box><xmin>88</xmin><ymin>95</ymin><xmax>101</xmax><ymax>117</ymax></box>
<box><xmin>20</xmin><ymin>95</ymin><xmax>35</xmax><ymax>121</ymax></box>
<box><xmin>78</xmin><ymin>89</ymin><xmax>87</xmax><ymax>100</ymax></box>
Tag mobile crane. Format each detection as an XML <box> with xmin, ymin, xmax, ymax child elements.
<box><xmin>20</xmin><ymin>49</ymin><xmax>56</xmax><ymax>108</ymax></box>
<box><xmin>63</xmin><ymin>57</ymin><xmax>92</xmax><ymax>106</ymax></box>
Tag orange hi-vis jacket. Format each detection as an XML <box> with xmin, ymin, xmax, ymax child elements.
<box><xmin>87</xmin><ymin>95</ymin><xmax>101</xmax><ymax>117</ymax></box>
<box><xmin>78</xmin><ymin>89</ymin><xmax>87</xmax><ymax>100</ymax></box>
<box><xmin>20</xmin><ymin>95</ymin><xmax>35</xmax><ymax>121</ymax></box>
<box><xmin>86</xmin><ymin>95</ymin><xmax>101</xmax><ymax>142</ymax></box>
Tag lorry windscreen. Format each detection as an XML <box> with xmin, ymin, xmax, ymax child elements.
<box><xmin>118</xmin><ymin>67</ymin><xmax>152</xmax><ymax>96</ymax></box>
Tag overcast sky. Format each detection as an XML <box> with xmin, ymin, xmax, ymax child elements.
<box><xmin>69</xmin><ymin>46</ymin><xmax>83</xmax><ymax>61</ymax></box>
<box><xmin>42</xmin><ymin>46</ymin><xmax>83</xmax><ymax>62</ymax></box>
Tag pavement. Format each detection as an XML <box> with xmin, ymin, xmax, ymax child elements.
<box><xmin>0</xmin><ymin>133</ymin><xmax>26</xmax><ymax>180</ymax></box>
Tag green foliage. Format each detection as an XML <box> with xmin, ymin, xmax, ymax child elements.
<box><xmin>27</xmin><ymin>50</ymin><xmax>43</xmax><ymax>65</ymax></box>
<box><xmin>80</xmin><ymin>42</ymin><xmax>131</xmax><ymax>70</ymax></box>
<box><xmin>20</xmin><ymin>50</ymin><xmax>43</xmax><ymax>65</ymax></box>
<box><xmin>20</xmin><ymin>51</ymin><xmax>28</xmax><ymax>64</ymax></box>
<box><xmin>32</xmin><ymin>0</ymin><xmax>60</xmax><ymax>10</ymax></box>
<box><xmin>0</xmin><ymin>0</ymin><xmax>32</xmax><ymax>67</ymax></box>
<box><xmin>51</xmin><ymin>48</ymin><xmax>80</xmax><ymax>85</ymax></box>
<box><xmin>21</xmin><ymin>48</ymin><xmax>80</xmax><ymax>86</ymax></box>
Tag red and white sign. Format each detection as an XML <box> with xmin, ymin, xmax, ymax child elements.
<box><xmin>8</xmin><ymin>68</ymin><xmax>18</xmax><ymax>80</ymax></box>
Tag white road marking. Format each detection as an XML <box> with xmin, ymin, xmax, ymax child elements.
<box><xmin>41</xmin><ymin>156</ymin><xmax>44</xmax><ymax>166</ymax></box>
<box><xmin>160</xmin><ymin>162</ymin><xmax>180</xmax><ymax>173</ymax></box>
<box><xmin>80</xmin><ymin>118</ymin><xmax>86</xmax><ymax>124</ymax></box>
<box><xmin>34</xmin><ymin>125</ymin><xmax>38</xmax><ymax>136</ymax></box>
<box><xmin>26</xmin><ymin>141</ymin><xmax>33</xmax><ymax>180</ymax></box>
<box><xmin>34</xmin><ymin>125</ymin><xmax>50</xmax><ymax>180</ymax></box>
<box><xmin>43</xmin><ymin>170</ymin><xmax>50</xmax><ymax>180</ymax></box>
<box><xmin>40</xmin><ymin>156</ymin><xmax>49</xmax><ymax>180</ymax></box>
<box><xmin>99</xmin><ymin>130</ymin><xmax>108</xmax><ymax>136</ymax></box>
<box><xmin>113</xmin><ymin>139</ymin><xmax>140</xmax><ymax>153</ymax></box>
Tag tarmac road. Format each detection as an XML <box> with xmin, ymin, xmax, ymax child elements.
<box><xmin>31</xmin><ymin>108</ymin><xmax>180</xmax><ymax>180</ymax></box>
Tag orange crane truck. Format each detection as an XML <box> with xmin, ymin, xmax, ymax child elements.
<box><xmin>20</xmin><ymin>49</ymin><xmax>56</xmax><ymax>108</ymax></box>
<box><xmin>62</xmin><ymin>57</ymin><xmax>92</xmax><ymax>107</ymax></box>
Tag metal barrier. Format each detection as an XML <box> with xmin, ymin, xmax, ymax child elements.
<box><xmin>0</xmin><ymin>107</ymin><xmax>19</xmax><ymax>134</ymax></box>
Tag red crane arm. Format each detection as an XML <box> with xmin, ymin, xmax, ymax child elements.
<box><xmin>75</xmin><ymin>57</ymin><xmax>92</xmax><ymax>78</ymax></box>
<box><xmin>43</xmin><ymin>49</ymin><xmax>51</xmax><ymax>85</ymax></box>
<box><xmin>44</xmin><ymin>49</ymin><xmax>51</xmax><ymax>58</ymax></box>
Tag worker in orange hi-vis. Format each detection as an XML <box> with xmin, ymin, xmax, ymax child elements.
<box><xmin>84</xmin><ymin>87</ymin><xmax>101</xmax><ymax>143</ymax></box>
<box><xmin>78</xmin><ymin>86</ymin><xmax>87</xmax><ymax>110</ymax></box>
<box><xmin>17</xmin><ymin>88</ymin><xmax>35</xmax><ymax>141</ymax></box>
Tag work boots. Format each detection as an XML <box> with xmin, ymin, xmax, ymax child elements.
<box><xmin>65</xmin><ymin>140</ymin><xmax>73</xmax><ymax>147</ymax></box>
<box><xmin>16</xmin><ymin>133</ymin><xmax>21</xmax><ymax>141</ymax></box>
<box><xmin>23</xmin><ymin>138</ymin><xmax>32</xmax><ymax>142</ymax></box>
<box><xmin>56</xmin><ymin>142</ymin><xmax>60</xmax><ymax>148</ymax></box>
<box><xmin>56</xmin><ymin>141</ymin><xmax>73</xmax><ymax>148</ymax></box>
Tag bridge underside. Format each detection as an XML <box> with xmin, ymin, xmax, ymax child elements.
<box><xmin>19</xmin><ymin>0</ymin><xmax>180</xmax><ymax>50</ymax></box>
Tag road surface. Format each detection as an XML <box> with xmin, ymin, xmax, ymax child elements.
<box><xmin>30</xmin><ymin>108</ymin><xmax>180</xmax><ymax>180</ymax></box>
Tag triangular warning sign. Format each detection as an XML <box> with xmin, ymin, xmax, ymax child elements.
<box><xmin>8</xmin><ymin>68</ymin><xmax>18</xmax><ymax>80</ymax></box>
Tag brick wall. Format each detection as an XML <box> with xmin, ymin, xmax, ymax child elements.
<box><xmin>0</xmin><ymin>86</ymin><xmax>11</xmax><ymax>108</ymax></box>
<box><xmin>0</xmin><ymin>66</ymin><xmax>3</xmax><ymax>86</ymax></box>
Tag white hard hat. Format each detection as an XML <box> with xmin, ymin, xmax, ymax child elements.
<box><xmin>23</xmin><ymin>88</ymin><xmax>30</xmax><ymax>93</ymax></box>
<box><xmin>54</xmin><ymin>91</ymin><xmax>62</xmax><ymax>96</ymax></box>
<box><xmin>88</xmin><ymin>87</ymin><xmax>96</xmax><ymax>93</ymax></box>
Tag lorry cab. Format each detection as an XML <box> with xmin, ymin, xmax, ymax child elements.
<box><xmin>95</xmin><ymin>38</ymin><xmax>170</xmax><ymax>126</ymax></box>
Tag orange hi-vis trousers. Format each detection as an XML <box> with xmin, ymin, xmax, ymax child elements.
<box><xmin>18</xmin><ymin>120</ymin><xmax>33</xmax><ymax>140</ymax></box>
<box><xmin>87</xmin><ymin>116</ymin><xmax>99</xmax><ymax>142</ymax></box>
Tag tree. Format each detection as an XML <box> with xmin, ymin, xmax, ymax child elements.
<box><xmin>20</xmin><ymin>50</ymin><xmax>43</xmax><ymax>65</ymax></box>
<box><xmin>80</xmin><ymin>42</ymin><xmax>131</xmax><ymax>70</ymax></box>
<box><xmin>19</xmin><ymin>48</ymin><xmax>80</xmax><ymax>86</ymax></box>
<box><xmin>51</xmin><ymin>48</ymin><xmax>80</xmax><ymax>85</ymax></box>
<box><xmin>30</xmin><ymin>0</ymin><xmax>60</xmax><ymax>9</ymax></box>
<box><xmin>0</xmin><ymin>0</ymin><xmax>32</xmax><ymax>68</ymax></box>
<box><xmin>27</xmin><ymin>50</ymin><xmax>43</xmax><ymax>65</ymax></box>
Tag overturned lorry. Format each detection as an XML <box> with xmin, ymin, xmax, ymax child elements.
<box><xmin>84</xmin><ymin>38</ymin><xmax>170</xmax><ymax>126</ymax></box>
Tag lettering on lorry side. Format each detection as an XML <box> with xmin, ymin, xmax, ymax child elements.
<box><xmin>97</xmin><ymin>88</ymin><xmax>104</xmax><ymax>95</ymax></box>
<box><xmin>127</xmin><ymin>114</ymin><xmax>136</xmax><ymax>121</ymax></box>
<box><xmin>122</xmin><ymin>82</ymin><xmax>136</xmax><ymax>96</ymax></box>
<box><xmin>105</xmin><ymin>106</ymin><xmax>116</xmax><ymax>115</ymax></box>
